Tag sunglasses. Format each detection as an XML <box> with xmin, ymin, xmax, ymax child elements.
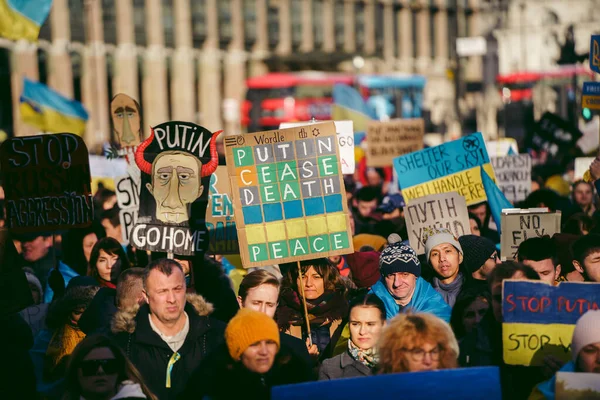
<box><xmin>79</xmin><ymin>359</ymin><xmax>119</xmax><ymax>377</ymax></box>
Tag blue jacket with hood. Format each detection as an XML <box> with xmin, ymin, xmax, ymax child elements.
<box><xmin>528</xmin><ymin>361</ymin><xmax>576</xmax><ymax>400</ymax></box>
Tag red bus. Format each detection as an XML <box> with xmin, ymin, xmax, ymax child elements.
<box><xmin>242</xmin><ymin>72</ymin><xmax>354</xmax><ymax>132</ymax></box>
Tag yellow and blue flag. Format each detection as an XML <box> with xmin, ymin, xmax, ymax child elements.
<box><xmin>20</xmin><ymin>78</ymin><xmax>89</xmax><ymax>134</ymax></box>
<box><xmin>331</xmin><ymin>84</ymin><xmax>374</xmax><ymax>133</ymax></box>
<box><xmin>0</xmin><ymin>0</ymin><xmax>53</xmax><ymax>42</ymax></box>
<box><xmin>481</xmin><ymin>165</ymin><xmax>513</xmax><ymax>234</ymax></box>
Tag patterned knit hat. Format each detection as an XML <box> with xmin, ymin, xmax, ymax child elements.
<box><xmin>423</xmin><ymin>227</ymin><xmax>463</xmax><ymax>262</ymax></box>
<box><xmin>225</xmin><ymin>309</ymin><xmax>281</xmax><ymax>361</ymax></box>
<box><xmin>379</xmin><ymin>234</ymin><xmax>421</xmax><ymax>277</ymax></box>
<box><xmin>458</xmin><ymin>235</ymin><xmax>497</xmax><ymax>274</ymax></box>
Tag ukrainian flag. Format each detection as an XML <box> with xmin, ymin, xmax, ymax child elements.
<box><xmin>331</xmin><ymin>84</ymin><xmax>375</xmax><ymax>132</ymax></box>
<box><xmin>20</xmin><ymin>78</ymin><xmax>89</xmax><ymax>134</ymax></box>
<box><xmin>0</xmin><ymin>0</ymin><xmax>53</xmax><ymax>42</ymax></box>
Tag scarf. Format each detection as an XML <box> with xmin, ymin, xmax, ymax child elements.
<box><xmin>45</xmin><ymin>324</ymin><xmax>86</xmax><ymax>379</ymax></box>
<box><xmin>432</xmin><ymin>272</ymin><xmax>464</xmax><ymax>308</ymax></box>
<box><xmin>276</xmin><ymin>288</ymin><xmax>348</xmax><ymax>331</ymax></box>
<box><xmin>348</xmin><ymin>339</ymin><xmax>379</xmax><ymax>368</ymax></box>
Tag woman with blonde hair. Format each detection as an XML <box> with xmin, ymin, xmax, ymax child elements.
<box><xmin>378</xmin><ymin>312</ymin><xmax>459</xmax><ymax>374</ymax></box>
<box><xmin>62</xmin><ymin>334</ymin><xmax>156</xmax><ymax>400</ymax></box>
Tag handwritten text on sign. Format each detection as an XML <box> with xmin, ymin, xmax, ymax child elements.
<box><xmin>394</xmin><ymin>133</ymin><xmax>495</xmax><ymax>205</ymax></box>
<box><xmin>405</xmin><ymin>192</ymin><xmax>470</xmax><ymax>255</ymax></box>
<box><xmin>366</xmin><ymin>119</ymin><xmax>424</xmax><ymax>168</ymax></box>
<box><xmin>225</xmin><ymin>122</ymin><xmax>354</xmax><ymax>268</ymax></box>
<box><xmin>0</xmin><ymin>134</ymin><xmax>93</xmax><ymax>233</ymax></box>
<box><xmin>500</xmin><ymin>211</ymin><xmax>561</xmax><ymax>260</ymax></box>
<box><xmin>502</xmin><ymin>280</ymin><xmax>600</xmax><ymax>366</ymax></box>
<box><xmin>206</xmin><ymin>166</ymin><xmax>238</xmax><ymax>254</ymax></box>
<box><xmin>491</xmin><ymin>154</ymin><xmax>531</xmax><ymax>203</ymax></box>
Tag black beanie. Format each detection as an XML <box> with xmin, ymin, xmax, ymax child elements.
<box><xmin>458</xmin><ymin>235</ymin><xmax>497</xmax><ymax>275</ymax></box>
<box><xmin>379</xmin><ymin>234</ymin><xmax>421</xmax><ymax>277</ymax></box>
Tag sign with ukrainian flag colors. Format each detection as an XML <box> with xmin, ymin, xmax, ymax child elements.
<box><xmin>225</xmin><ymin>122</ymin><xmax>354</xmax><ymax>268</ymax></box>
<box><xmin>20</xmin><ymin>78</ymin><xmax>89</xmax><ymax>135</ymax></box>
<box><xmin>394</xmin><ymin>132</ymin><xmax>496</xmax><ymax>205</ymax></box>
<box><xmin>590</xmin><ymin>35</ymin><xmax>600</xmax><ymax>74</ymax></box>
<box><xmin>0</xmin><ymin>0</ymin><xmax>53</xmax><ymax>41</ymax></box>
<box><xmin>582</xmin><ymin>82</ymin><xmax>600</xmax><ymax>110</ymax></box>
<box><xmin>502</xmin><ymin>280</ymin><xmax>600</xmax><ymax>366</ymax></box>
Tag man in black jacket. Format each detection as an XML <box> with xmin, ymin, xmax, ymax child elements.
<box><xmin>111</xmin><ymin>259</ymin><xmax>224</xmax><ymax>400</ymax></box>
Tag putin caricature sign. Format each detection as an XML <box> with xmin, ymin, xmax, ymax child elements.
<box><xmin>131</xmin><ymin>121</ymin><xmax>222</xmax><ymax>255</ymax></box>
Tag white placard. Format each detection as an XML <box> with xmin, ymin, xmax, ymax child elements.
<box><xmin>574</xmin><ymin>157</ymin><xmax>595</xmax><ymax>180</ymax></box>
<box><xmin>491</xmin><ymin>154</ymin><xmax>532</xmax><ymax>203</ymax></box>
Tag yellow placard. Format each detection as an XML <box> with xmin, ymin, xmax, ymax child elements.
<box><xmin>502</xmin><ymin>322</ymin><xmax>575</xmax><ymax>366</ymax></box>
<box><xmin>582</xmin><ymin>95</ymin><xmax>600</xmax><ymax>110</ymax></box>
<box><xmin>402</xmin><ymin>164</ymin><xmax>495</xmax><ymax>206</ymax></box>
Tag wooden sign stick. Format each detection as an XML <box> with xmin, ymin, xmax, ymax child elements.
<box><xmin>296</xmin><ymin>261</ymin><xmax>313</xmax><ymax>346</ymax></box>
<box><xmin>167</xmin><ymin>250</ymin><xmax>174</xmax><ymax>260</ymax></box>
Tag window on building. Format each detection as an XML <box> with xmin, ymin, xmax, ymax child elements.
<box><xmin>334</xmin><ymin>0</ymin><xmax>344</xmax><ymax>50</ymax></box>
<box><xmin>411</xmin><ymin>6</ymin><xmax>418</xmax><ymax>59</ymax></box>
<box><xmin>430</xmin><ymin>5</ymin><xmax>437</xmax><ymax>58</ymax></box>
<box><xmin>133</xmin><ymin>0</ymin><xmax>147</xmax><ymax>46</ymax></box>
<box><xmin>375</xmin><ymin>2</ymin><xmax>384</xmax><ymax>55</ymax></box>
<box><xmin>219</xmin><ymin>0</ymin><xmax>233</xmax><ymax>48</ymax></box>
<box><xmin>37</xmin><ymin>48</ymin><xmax>48</xmax><ymax>85</ymax></box>
<box><xmin>291</xmin><ymin>0</ymin><xmax>302</xmax><ymax>50</ymax></box>
<box><xmin>70</xmin><ymin>0</ymin><xmax>86</xmax><ymax>43</ymax></box>
<box><xmin>191</xmin><ymin>0</ymin><xmax>207</xmax><ymax>48</ymax></box>
<box><xmin>162</xmin><ymin>0</ymin><xmax>175</xmax><ymax>48</ymax></box>
<box><xmin>70</xmin><ymin>50</ymin><xmax>83</xmax><ymax>103</ymax></box>
<box><xmin>106</xmin><ymin>51</ymin><xmax>114</xmax><ymax>103</ymax></box>
<box><xmin>103</xmin><ymin>0</ymin><xmax>117</xmax><ymax>45</ymax></box>
<box><xmin>313</xmin><ymin>0</ymin><xmax>324</xmax><ymax>49</ymax></box>
<box><xmin>447</xmin><ymin>0</ymin><xmax>457</xmax><ymax>59</ymax></box>
<box><xmin>244</xmin><ymin>0</ymin><xmax>257</xmax><ymax>50</ymax></box>
<box><xmin>0</xmin><ymin>48</ymin><xmax>13</xmax><ymax>138</ymax></box>
<box><xmin>267</xmin><ymin>0</ymin><xmax>280</xmax><ymax>50</ymax></box>
<box><xmin>355</xmin><ymin>1</ymin><xmax>365</xmax><ymax>51</ymax></box>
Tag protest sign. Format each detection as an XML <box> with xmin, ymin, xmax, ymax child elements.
<box><xmin>405</xmin><ymin>192</ymin><xmax>470</xmax><ymax>255</ymax></box>
<box><xmin>591</xmin><ymin>35</ymin><xmax>600</xmax><ymax>74</ymax></box>
<box><xmin>486</xmin><ymin>138</ymin><xmax>519</xmax><ymax>157</ymax></box>
<box><xmin>490</xmin><ymin>154</ymin><xmax>531</xmax><ymax>203</ymax></box>
<box><xmin>556</xmin><ymin>372</ymin><xmax>600</xmax><ymax>399</ymax></box>
<box><xmin>582</xmin><ymin>82</ymin><xmax>600</xmax><ymax>111</ymax></box>
<box><xmin>280</xmin><ymin>120</ymin><xmax>355</xmax><ymax>174</ymax></box>
<box><xmin>131</xmin><ymin>121</ymin><xmax>221</xmax><ymax>256</ymax></box>
<box><xmin>394</xmin><ymin>132</ymin><xmax>496</xmax><ymax>205</ymax></box>
<box><xmin>366</xmin><ymin>119</ymin><xmax>424</xmax><ymax>168</ymax></box>
<box><xmin>107</xmin><ymin>93</ymin><xmax>143</xmax><ymax>159</ymax></box>
<box><xmin>502</xmin><ymin>280</ymin><xmax>600</xmax><ymax>366</ymax></box>
<box><xmin>225</xmin><ymin>122</ymin><xmax>354</xmax><ymax>267</ymax></box>
<box><xmin>500</xmin><ymin>209</ymin><xmax>561</xmax><ymax>260</ymax></box>
<box><xmin>526</xmin><ymin>112</ymin><xmax>582</xmax><ymax>164</ymax></box>
<box><xmin>574</xmin><ymin>157</ymin><xmax>595</xmax><ymax>180</ymax></box>
<box><xmin>272</xmin><ymin>367</ymin><xmax>501</xmax><ymax>400</ymax></box>
<box><xmin>115</xmin><ymin>175</ymin><xmax>140</xmax><ymax>244</ymax></box>
<box><xmin>206</xmin><ymin>166</ymin><xmax>238</xmax><ymax>254</ymax></box>
<box><xmin>0</xmin><ymin>133</ymin><xmax>93</xmax><ymax>233</ymax></box>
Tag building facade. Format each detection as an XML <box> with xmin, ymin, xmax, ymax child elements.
<box><xmin>1</xmin><ymin>0</ymin><xmax>491</xmax><ymax>151</ymax></box>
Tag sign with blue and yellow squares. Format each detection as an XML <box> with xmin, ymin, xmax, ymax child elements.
<box><xmin>225</xmin><ymin>122</ymin><xmax>354</xmax><ymax>267</ymax></box>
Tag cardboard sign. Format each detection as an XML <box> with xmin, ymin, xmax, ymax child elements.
<box><xmin>131</xmin><ymin>121</ymin><xmax>221</xmax><ymax>255</ymax></box>
<box><xmin>405</xmin><ymin>192</ymin><xmax>470</xmax><ymax>255</ymax></box>
<box><xmin>225</xmin><ymin>122</ymin><xmax>354</xmax><ymax>267</ymax></box>
<box><xmin>366</xmin><ymin>119</ymin><xmax>424</xmax><ymax>168</ymax></box>
<box><xmin>272</xmin><ymin>367</ymin><xmax>501</xmax><ymax>400</ymax></box>
<box><xmin>574</xmin><ymin>157</ymin><xmax>595</xmax><ymax>180</ymax></box>
<box><xmin>490</xmin><ymin>154</ymin><xmax>532</xmax><ymax>203</ymax></box>
<box><xmin>502</xmin><ymin>280</ymin><xmax>600</xmax><ymax>366</ymax></box>
<box><xmin>206</xmin><ymin>166</ymin><xmax>238</xmax><ymax>254</ymax></box>
<box><xmin>486</xmin><ymin>138</ymin><xmax>519</xmax><ymax>157</ymax></box>
<box><xmin>280</xmin><ymin>120</ymin><xmax>355</xmax><ymax>174</ymax></box>
<box><xmin>394</xmin><ymin>132</ymin><xmax>496</xmax><ymax>205</ymax></box>
<box><xmin>0</xmin><ymin>133</ymin><xmax>93</xmax><ymax>233</ymax></box>
<box><xmin>114</xmin><ymin>175</ymin><xmax>140</xmax><ymax>244</ymax></box>
<box><xmin>110</xmin><ymin>93</ymin><xmax>143</xmax><ymax>149</ymax></box>
<box><xmin>500</xmin><ymin>209</ymin><xmax>561</xmax><ymax>260</ymax></box>
<box><xmin>582</xmin><ymin>82</ymin><xmax>600</xmax><ymax>110</ymax></box>
<box><xmin>526</xmin><ymin>112</ymin><xmax>582</xmax><ymax>163</ymax></box>
<box><xmin>556</xmin><ymin>372</ymin><xmax>600</xmax><ymax>399</ymax></box>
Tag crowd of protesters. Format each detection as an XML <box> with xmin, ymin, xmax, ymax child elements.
<box><xmin>1</xmin><ymin>157</ymin><xmax>600</xmax><ymax>400</ymax></box>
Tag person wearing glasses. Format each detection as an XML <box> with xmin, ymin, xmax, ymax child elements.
<box><xmin>423</xmin><ymin>227</ymin><xmax>466</xmax><ymax>308</ymax></box>
<box><xmin>62</xmin><ymin>334</ymin><xmax>156</xmax><ymax>400</ymax></box>
<box><xmin>319</xmin><ymin>294</ymin><xmax>386</xmax><ymax>380</ymax></box>
<box><xmin>377</xmin><ymin>312</ymin><xmax>459</xmax><ymax>373</ymax></box>
<box><xmin>458</xmin><ymin>234</ymin><xmax>501</xmax><ymax>294</ymax></box>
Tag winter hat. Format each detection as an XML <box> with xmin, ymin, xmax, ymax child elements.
<box><xmin>346</xmin><ymin>251</ymin><xmax>381</xmax><ymax>288</ymax></box>
<box><xmin>353</xmin><ymin>234</ymin><xmax>387</xmax><ymax>252</ymax></box>
<box><xmin>571</xmin><ymin>310</ymin><xmax>600</xmax><ymax>362</ymax></box>
<box><xmin>225</xmin><ymin>309</ymin><xmax>281</xmax><ymax>361</ymax></box>
<box><xmin>24</xmin><ymin>270</ymin><xmax>43</xmax><ymax>297</ymax></box>
<box><xmin>458</xmin><ymin>235</ymin><xmax>497</xmax><ymax>275</ymax></box>
<box><xmin>379</xmin><ymin>234</ymin><xmax>421</xmax><ymax>277</ymax></box>
<box><xmin>423</xmin><ymin>227</ymin><xmax>463</xmax><ymax>262</ymax></box>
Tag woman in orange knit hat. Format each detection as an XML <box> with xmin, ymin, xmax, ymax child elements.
<box><xmin>179</xmin><ymin>309</ymin><xmax>312</xmax><ymax>399</ymax></box>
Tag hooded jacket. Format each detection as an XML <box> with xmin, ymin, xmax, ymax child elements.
<box><xmin>528</xmin><ymin>361</ymin><xmax>575</xmax><ymax>400</ymax></box>
<box><xmin>111</xmin><ymin>293</ymin><xmax>225</xmax><ymax>400</ymax></box>
<box><xmin>370</xmin><ymin>277</ymin><xmax>452</xmax><ymax>322</ymax></box>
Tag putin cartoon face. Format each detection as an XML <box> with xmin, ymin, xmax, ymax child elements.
<box><xmin>146</xmin><ymin>151</ymin><xmax>204</xmax><ymax>223</ymax></box>
<box><xmin>111</xmin><ymin>93</ymin><xmax>141</xmax><ymax>147</ymax></box>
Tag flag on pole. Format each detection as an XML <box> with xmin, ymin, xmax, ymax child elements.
<box><xmin>0</xmin><ymin>0</ymin><xmax>53</xmax><ymax>42</ymax></box>
<box><xmin>20</xmin><ymin>78</ymin><xmax>89</xmax><ymax>134</ymax></box>
<box><xmin>331</xmin><ymin>84</ymin><xmax>375</xmax><ymax>133</ymax></box>
<box><xmin>481</xmin><ymin>165</ymin><xmax>513</xmax><ymax>235</ymax></box>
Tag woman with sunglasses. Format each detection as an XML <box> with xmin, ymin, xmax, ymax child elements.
<box><xmin>62</xmin><ymin>334</ymin><xmax>156</xmax><ymax>400</ymax></box>
<box><xmin>378</xmin><ymin>312</ymin><xmax>459</xmax><ymax>373</ymax></box>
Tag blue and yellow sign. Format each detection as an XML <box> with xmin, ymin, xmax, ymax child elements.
<box><xmin>582</xmin><ymin>82</ymin><xmax>600</xmax><ymax>110</ymax></box>
<box><xmin>502</xmin><ymin>280</ymin><xmax>600</xmax><ymax>366</ymax></box>
<box><xmin>590</xmin><ymin>35</ymin><xmax>600</xmax><ymax>74</ymax></box>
